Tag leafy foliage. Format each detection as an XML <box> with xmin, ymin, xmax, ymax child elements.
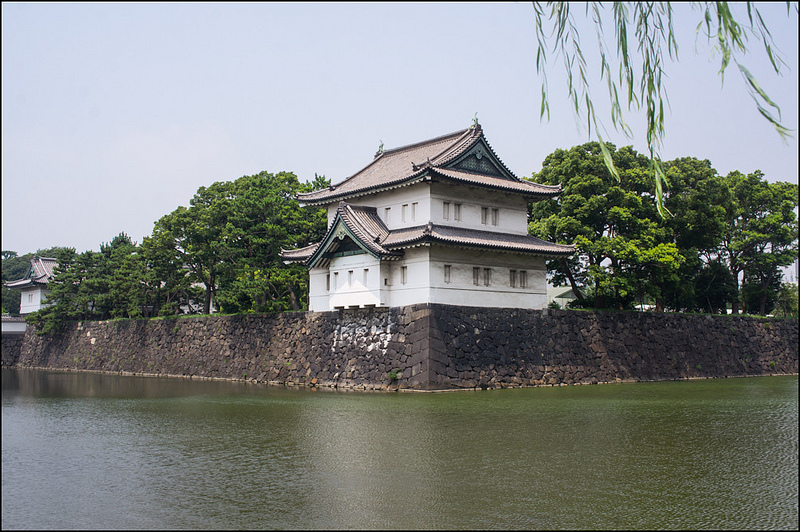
<box><xmin>529</xmin><ymin>142</ymin><xmax>798</xmax><ymax>313</ymax></box>
<box><xmin>532</xmin><ymin>2</ymin><xmax>795</xmax><ymax>216</ymax></box>
<box><xmin>22</xmin><ymin>171</ymin><xmax>328</xmax><ymax>333</ymax></box>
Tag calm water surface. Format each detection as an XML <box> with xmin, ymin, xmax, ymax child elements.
<box><xmin>2</xmin><ymin>369</ymin><xmax>797</xmax><ymax>530</ymax></box>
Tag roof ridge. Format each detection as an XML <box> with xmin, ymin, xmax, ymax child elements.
<box><xmin>299</xmin><ymin>127</ymin><xmax>473</xmax><ymax>201</ymax></box>
<box><xmin>379</xmin><ymin>127</ymin><xmax>473</xmax><ymax>158</ymax></box>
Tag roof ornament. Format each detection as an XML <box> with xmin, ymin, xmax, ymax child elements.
<box><xmin>470</xmin><ymin>112</ymin><xmax>479</xmax><ymax>129</ymax></box>
<box><xmin>375</xmin><ymin>140</ymin><xmax>384</xmax><ymax>158</ymax></box>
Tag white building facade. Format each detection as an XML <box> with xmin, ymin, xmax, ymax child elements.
<box><xmin>281</xmin><ymin>124</ymin><xmax>574</xmax><ymax>312</ymax></box>
<box><xmin>5</xmin><ymin>256</ymin><xmax>58</xmax><ymax>315</ymax></box>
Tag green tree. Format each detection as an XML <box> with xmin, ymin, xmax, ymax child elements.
<box><xmin>693</xmin><ymin>260</ymin><xmax>738</xmax><ymax>314</ymax></box>
<box><xmin>151</xmin><ymin>171</ymin><xmax>329</xmax><ymax>314</ymax></box>
<box><xmin>214</xmin><ymin>171</ymin><xmax>328</xmax><ymax>313</ymax></box>
<box><xmin>659</xmin><ymin>157</ymin><xmax>736</xmax><ymax>312</ymax></box>
<box><xmin>152</xmin><ymin>181</ymin><xmax>235</xmax><ymax>314</ymax></box>
<box><xmin>140</xmin><ymin>229</ymin><xmax>198</xmax><ymax>316</ymax></box>
<box><xmin>532</xmin><ymin>2</ymin><xmax>795</xmax><ymax>215</ymax></box>
<box><xmin>529</xmin><ymin>142</ymin><xmax>683</xmax><ymax>310</ymax></box>
<box><xmin>720</xmin><ymin>171</ymin><xmax>799</xmax><ymax>314</ymax></box>
<box><xmin>774</xmin><ymin>282</ymin><xmax>798</xmax><ymax>317</ymax></box>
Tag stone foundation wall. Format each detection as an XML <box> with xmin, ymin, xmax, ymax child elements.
<box><xmin>6</xmin><ymin>304</ymin><xmax>797</xmax><ymax>390</ymax></box>
<box><xmin>425</xmin><ymin>306</ymin><xmax>798</xmax><ymax>389</ymax></box>
<box><xmin>1</xmin><ymin>333</ymin><xmax>25</xmax><ymax>368</ymax></box>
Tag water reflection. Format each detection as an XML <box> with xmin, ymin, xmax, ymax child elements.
<box><xmin>2</xmin><ymin>369</ymin><xmax>797</xmax><ymax>530</ymax></box>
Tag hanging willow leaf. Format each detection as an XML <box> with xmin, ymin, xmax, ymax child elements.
<box><xmin>533</xmin><ymin>1</ymin><xmax>795</xmax><ymax>219</ymax></box>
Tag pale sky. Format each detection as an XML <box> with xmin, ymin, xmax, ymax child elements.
<box><xmin>2</xmin><ymin>2</ymin><xmax>798</xmax><ymax>255</ymax></box>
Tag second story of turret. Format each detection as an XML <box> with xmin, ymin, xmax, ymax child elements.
<box><xmin>301</xmin><ymin>123</ymin><xmax>560</xmax><ymax>237</ymax></box>
<box><xmin>327</xmin><ymin>182</ymin><xmax>532</xmax><ymax>236</ymax></box>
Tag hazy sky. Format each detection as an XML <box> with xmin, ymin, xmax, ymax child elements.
<box><xmin>2</xmin><ymin>2</ymin><xmax>798</xmax><ymax>255</ymax></box>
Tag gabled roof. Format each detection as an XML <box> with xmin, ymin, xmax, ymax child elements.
<box><xmin>281</xmin><ymin>202</ymin><xmax>403</xmax><ymax>268</ymax></box>
<box><xmin>297</xmin><ymin>124</ymin><xmax>561</xmax><ymax>206</ymax></box>
<box><xmin>5</xmin><ymin>256</ymin><xmax>59</xmax><ymax>289</ymax></box>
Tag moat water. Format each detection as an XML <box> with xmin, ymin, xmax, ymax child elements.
<box><xmin>2</xmin><ymin>369</ymin><xmax>797</xmax><ymax>530</ymax></box>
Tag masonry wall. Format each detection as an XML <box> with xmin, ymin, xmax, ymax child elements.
<box><xmin>3</xmin><ymin>304</ymin><xmax>797</xmax><ymax>390</ymax></box>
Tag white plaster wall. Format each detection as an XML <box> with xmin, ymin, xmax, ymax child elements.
<box><xmin>326</xmin><ymin>185</ymin><xmax>431</xmax><ymax>230</ymax></box>
<box><xmin>428</xmin><ymin>246</ymin><xmax>548</xmax><ymax>309</ymax></box>
<box><xmin>19</xmin><ymin>287</ymin><xmax>50</xmax><ymax>315</ymax></box>
<box><xmin>308</xmin><ymin>267</ymin><xmax>330</xmax><ymax>312</ymax></box>
<box><xmin>380</xmin><ymin>247</ymin><xmax>431</xmax><ymax>308</ymax></box>
<box><xmin>327</xmin><ymin>253</ymin><xmax>382</xmax><ymax>309</ymax></box>
<box><xmin>312</xmin><ymin>181</ymin><xmax>549</xmax><ymax>310</ymax></box>
<box><xmin>430</xmin><ymin>183</ymin><xmax>530</xmax><ymax>235</ymax></box>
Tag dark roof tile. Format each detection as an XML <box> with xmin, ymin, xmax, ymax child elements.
<box><xmin>297</xmin><ymin>125</ymin><xmax>559</xmax><ymax>205</ymax></box>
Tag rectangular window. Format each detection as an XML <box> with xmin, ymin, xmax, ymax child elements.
<box><xmin>510</xmin><ymin>269</ymin><xmax>517</xmax><ymax>288</ymax></box>
<box><xmin>326</xmin><ymin>274</ymin><xmax>331</xmax><ymax>291</ymax></box>
<box><xmin>401</xmin><ymin>266</ymin><xmax>408</xmax><ymax>285</ymax></box>
<box><xmin>443</xmin><ymin>201</ymin><xmax>451</xmax><ymax>220</ymax></box>
<box><xmin>492</xmin><ymin>208</ymin><xmax>499</xmax><ymax>226</ymax></box>
<box><xmin>473</xmin><ymin>267</ymin><xmax>481</xmax><ymax>286</ymax></box>
<box><xmin>384</xmin><ymin>207</ymin><xmax>391</xmax><ymax>222</ymax></box>
<box><xmin>412</xmin><ymin>202</ymin><xmax>418</xmax><ymax>221</ymax></box>
<box><xmin>454</xmin><ymin>203</ymin><xmax>462</xmax><ymax>221</ymax></box>
<box><xmin>333</xmin><ymin>272</ymin><xmax>339</xmax><ymax>289</ymax></box>
<box><xmin>402</xmin><ymin>204</ymin><xmax>408</xmax><ymax>222</ymax></box>
<box><xmin>481</xmin><ymin>207</ymin><xmax>489</xmax><ymax>225</ymax></box>
<box><xmin>520</xmin><ymin>270</ymin><xmax>528</xmax><ymax>289</ymax></box>
<box><xmin>444</xmin><ymin>264</ymin><xmax>452</xmax><ymax>284</ymax></box>
<box><xmin>363</xmin><ymin>268</ymin><xmax>369</xmax><ymax>286</ymax></box>
<box><xmin>348</xmin><ymin>270</ymin><xmax>353</xmax><ymax>287</ymax></box>
<box><xmin>483</xmin><ymin>268</ymin><xmax>491</xmax><ymax>286</ymax></box>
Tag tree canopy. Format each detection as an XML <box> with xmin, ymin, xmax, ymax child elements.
<box><xmin>20</xmin><ymin>171</ymin><xmax>329</xmax><ymax>333</ymax></box>
<box><xmin>532</xmin><ymin>2</ymin><xmax>796</xmax><ymax>215</ymax></box>
<box><xmin>528</xmin><ymin>142</ymin><xmax>798</xmax><ymax>313</ymax></box>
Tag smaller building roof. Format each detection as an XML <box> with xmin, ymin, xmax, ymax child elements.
<box><xmin>5</xmin><ymin>256</ymin><xmax>59</xmax><ymax>289</ymax></box>
<box><xmin>281</xmin><ymin>202</ymin><xmax>403</xmax><ymax>268</ymax></box>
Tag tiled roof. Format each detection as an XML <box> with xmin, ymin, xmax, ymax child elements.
<box><xmin>297</xmin><ymin>125</ymin><xmax>560</xmax><ymax>205</ymax></box>
<box><xmin>282</xmin><ymin>202</ymin><xmax>575</xmax><ymax>264</ymax></box>
<box><xmin>280</xmin><ymin>202</ymin><xmax>403</xmax><ymax>267</ymax></box>
<box><xmin>279</xmin><ymin>243</ymin><xmax>318</xmax><ymax>263</ymax></box>
<box><xmin>430</xmin><ymin>167</ymin><xmax>560</xmax><ymax>196</ymax></box>
<box><xmin>382</xmin><ymin>224</ymin><xmax>576</xmax><ymax>256</ymax></box>
<box><xmin>5</xmin><ymin>256</ymin><xmax>59</xmax><ymax>289</ymax></box>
